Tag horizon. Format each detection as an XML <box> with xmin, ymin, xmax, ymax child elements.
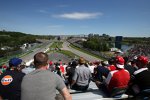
<box><xmin>1</xmin><ymin>30</ymin><xmax>150</xmax><ymax>38</ymax></box>
<box><xmin>0</xmin><ymin>0</ymin><xmax>150</xmax><ymax>37</ymax></box>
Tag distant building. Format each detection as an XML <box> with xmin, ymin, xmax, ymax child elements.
<box><xmin>81</xmin><ymin>38</ymin><xmax>87</xmax><ymax>42</ymax></box>
<box><xmin>110</xmin><ymin>48</ymin><xmax>118</xmax><ymax>52</ymax></box>
<box><xmin>20</xmin><ymin>43</ymin><xmax>31</xmax><ymax>49</ymax></box>
<box><xmin>115</xmin><ymin>36</ymin><xmax>123</xmax><ymax>49</ymax></box>
<box><xmin>1</xmin><ymin>46</ymin><xmax>11</xmax><ymax>50</ymax></box>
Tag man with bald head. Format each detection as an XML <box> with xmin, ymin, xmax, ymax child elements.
<box><xmin>21</xmin><ymin>52</ymin><xmax>72</xmax><ymax>100</ymax></box>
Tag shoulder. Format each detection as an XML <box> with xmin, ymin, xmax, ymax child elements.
<box><xmin>23</xmin><ymin>70</ymin><xmax>53</xmax><ymax>78</ymax></box>
<box><xmin>133</xmin><ymin>68</ymin><xmax>148</xmax><ymax>75</ymax></box>
<box><xmin>109</xmin><ymin>70</ymin><xmax>118</xmax><ymax>74</ymax></box>
<box><xmin>15</xmin><ymin>72</ymin><xmax>25</xmax><ymax>79</ymax></box>
<box><xmin>106</xmin><ymin>70</ymin><xmax>118</xmax><ymax>79</ymax></box>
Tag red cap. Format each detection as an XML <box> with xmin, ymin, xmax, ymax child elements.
<box><xmin>49</xmin><ymin>61</ymin><xmax>53</xmax><ymax>66</ymax></box>
<box><xmin>137</xmin><ymin>56</ymin><xmax>148</xmax><ymax>65</ymax></box>
<box><xmin>115</xmin><ymin>56</ymin><xmax>125</xmax><ymax>68</ymax></box>
<box><xmin>2</xmin><ymin>65</ymin><xmax>7</xmax><ymax>69</ymax></box>
<box><xmin>93</xmin><ymin>60</ymin><xmax>100</xmax><ymax>65</ymax></box>
<box><xmin>116</xmin><ymin>56</ymin><xmax>125</xmax><ymax>65</ymax></box>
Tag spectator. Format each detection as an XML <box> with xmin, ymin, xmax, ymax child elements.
<box><xmin>21</xmin><ymin>52</ymin><xmax>72</xmax><ymax>100</ymax></box>
<box><xmin>92</xmin><ymin>60</ymin><xmax>101</xmax><ymax>82</ymax></box>
<box><xmin>55</xmin><ymin>63</ymin><xmax>62</xmax><ymax>77</ymax></box>
<box><xmin>107</xmin><ymin>57</ymin><xmax>116</xmax><ymax>71</ymax></box>
<box><xmin>0</xmin><ymin>58</ymin><xmax>25</xmax><ymax>100</ymax></box>
<box><xmin>21</xmin><ymin>65</ymin><xmax>35</xmax><ymax>74</ymax></box>
<box><xmin>1</xmin><ymin>64</ymin><xmax>7</xmax><ymax>73</ymax></box>
<box><xmin>48</xmin><ymin>61</ymin><xmax>55</xmax><ymax>72</ymax></box>
<box><xmin>95</xmin><ymin>56</ymin><xmax>130</xmax><ymax>96</ymax></box>
<box><xmin>95</xmin><ymin>61</ymin><xmax>109</xmax><ymax>82</ymax></box>
<box><xmin>65</xmin><ymin>60</ymin><xmax>77</xmax><ymax>88</ymax></box>
<box><xmin>71</xmin><ymin>57</ymin><xmax>92</xmax><ymax>91</ymax></box>
<box><xmin>105</xmin><ymin>56</ymin><xmax>130</xmax><ymax>92</ymax></box>
<box><xmin>128</xmin><ymin>56</ymin><xmax>150</xmax><ymax>95</ymax></box>
<box><xmin>130</xmin><ymin>60</ymin><xmax>138</xmax><ymax>71</ymax></box>
<box><xmin>124</xmin><ymin>56</ymin><xmax>136</xmax><ymax>75</ymax></box>
<box><xmin>126</xmin><ymin>44</ymin><xmax>150</xmax><ymax>61</ymax></box>
<box><xmin>94</xmin><ymin>58</ymin><xmax>116</xmax><ymax>83</ymax></box>
<box><xmin>88</xmin><ymin>62</ymin><xmax>95</xmax><ymax>77</ymax></box>
<box><xmin>59</xmin><ymin>63</ymin><xmax>65</xmax><ymax>75</ymax></box>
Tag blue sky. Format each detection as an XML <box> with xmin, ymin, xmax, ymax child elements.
<box><xmin>0</xmin><ymin>0</ymin><xmax>150</xmax><ymax>37</ymax></box>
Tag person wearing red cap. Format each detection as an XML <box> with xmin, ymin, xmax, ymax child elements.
<box><xmin>106</xmin><ymin>56</ymin><xmax>130</xmax><ymax>93</ymax></box>
<box><xmin>129</xmin><ymin>56</ymin><xmax>150</xmax><ymax>95</ymax></box>
<box><xmin>48</xmin><ymin>61</ymin><xmax>55</xmax><ymax>72</ymax></box>
<box><xmin>95</xmin><ymin>56</ymin><xmax>130</xmax><ymax>96</ymax></box>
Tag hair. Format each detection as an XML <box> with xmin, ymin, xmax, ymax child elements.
<box><xmin>78</xmin><ymin>57</ymin><xmax>85</xmax><ymax>65</ymax></box>
<box><xmin>108</xmin><ymin>57</ymin><xmax>115</xmax><ymax>65</ymax></box>
<box><xmin>34</xmin><ymin>52</ymin><xmax>48</xmax><ymax>68</ymax></box>
<box><xmin>123</xmin><ymin>56</ymin><xmax>128</xmax><ymax>64</ymax></box>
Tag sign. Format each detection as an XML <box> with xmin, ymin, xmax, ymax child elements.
<box><xmin>1</xmin><ymin>75</ymin><xmax>13</xmax><ymax>85</ymax></box>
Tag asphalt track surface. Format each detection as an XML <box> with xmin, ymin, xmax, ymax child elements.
<box><xmin>22</xmin><ymin>40</ymin><xmax>101</xmax><ymax>63</ymax></box>
<box><xmin>48</xmin><ymin>52</ymin><xmax>71</xmax><ymax>64</ymax></box>
<box><xmin>21</xmin><ymin>41</ymin><xmax>52</xmax><ymax>63</ymax></box>
<box><xmin>62</xmin><ymin>41</ymin><xmax>101</xmax><ymax>62</ymax></box>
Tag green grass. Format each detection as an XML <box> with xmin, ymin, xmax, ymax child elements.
<box><xmin>0</xmin><ymin>50</ymin><xmax>34</xmax><ymax>65</ymax></box>
<box><xmin>19</xmin><ymin>50</ymin><xmax>33</xmax><ymax>57</ymax></box>
<box><xmin>0</xmin><ymin>42</ymin><xmax>48</xmax><ymax>65</ymax></box>
<box><xmin>70</xmin><ymin>44</ymin><xmax>106</xmax><ymax>60</ymax></box>
<box><xmin>57</xmin><ymin>50</ymin><xmax>79</xmax><ymax>59</ymax></box>
<box><xmin>50</xmin><ymin>41</ymin><xmax>63</xmax><ymax>48</ymax></box>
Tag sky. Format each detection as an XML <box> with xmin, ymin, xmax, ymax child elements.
<box><xmin>0</xmin><ymin>0</ymin><xmax>150</xmax><ymax>37</ymax></box>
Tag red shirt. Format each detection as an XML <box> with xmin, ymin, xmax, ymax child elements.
<box><xmin>105</xmin><ymin>69</ymin><xmax>130</xmax><ymax>91</ymax></box>
<box><xmin>59</xmin><ymin>65</ymin><xmax>64</xmax><ymax>74</ymax></box>
<box><xmin>108</xmin><ymin>65</ymin><xmax>116</xmax><ymax>71</ymax></box>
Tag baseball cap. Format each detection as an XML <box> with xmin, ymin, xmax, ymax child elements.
<box><xmin>137</xmin><ymin>56</ymin><xmax>148</xmax><ymax>65</ymax></box>
<box><xmin>9</xmin><ymin>58</ymin><xmax>22</xmax><ymax>67</ymax></box>
<box><xmin>93</xmin><ymin>60</ymin><xmax>101</xmax><ymax>65</ymax></box>
<box><xmin>115</xmin><ymin>56</ymin><xmax>125</xmax><ymax>69</ymax></box>
<box><xmin>49</xmin><ymin>61</ymin><xmax>53</xmax><ymax>66</ymax></box>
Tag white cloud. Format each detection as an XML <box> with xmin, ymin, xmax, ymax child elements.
<box><xmin>53</xmin><ymin>12</ymin><xmax>103</xmax><ymax>20</ymax></box>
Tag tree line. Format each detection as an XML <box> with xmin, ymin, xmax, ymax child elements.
<box><xmin>0</xmin><ymin>31</ymin><xmax>54</xmax><ymax>56</ymax></box>
<box><xmin>82</xmin><ymin>35</ymin><xmax>113</xmax><ymax>51</ymax></box>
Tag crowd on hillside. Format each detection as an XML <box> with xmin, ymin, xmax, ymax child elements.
<box><xmin>126</xmin><ymin>44</ymin><xmax>150</xmax><ymax>61</ymax></box>
<box><xmin>0</xmin><ymin>45</ymin><xmax>150</xmax><ymax>100</ymax></box>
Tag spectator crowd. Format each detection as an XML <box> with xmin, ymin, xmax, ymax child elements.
<box><xmin>0</xmin><ymin>48</ymin><xmax>150</xmax><ymax>100</ymax></box>
<box><xmin>126</xmin><ymin>44</ymin><xmax>150</xmax><ymax>61</ymax></box>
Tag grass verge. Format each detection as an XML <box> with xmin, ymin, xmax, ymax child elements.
<box><xmin>50</xmin><ymin>41</ymin><xmax>63</xmax><ymax>48</ymax></box>
<box><xmin>57</xmin><ymin>50</ymin><xmax>79</xmax><ymax>59</ymax></box>
<box><xmin>0</xmin><ymin>50</ymin><xmax>34</xmax><ymax>65</ymax></box>
<box><xmin>70</xmin><ymin>44</ymin><xmax>106</xmax><ymax>60</ymax></box>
